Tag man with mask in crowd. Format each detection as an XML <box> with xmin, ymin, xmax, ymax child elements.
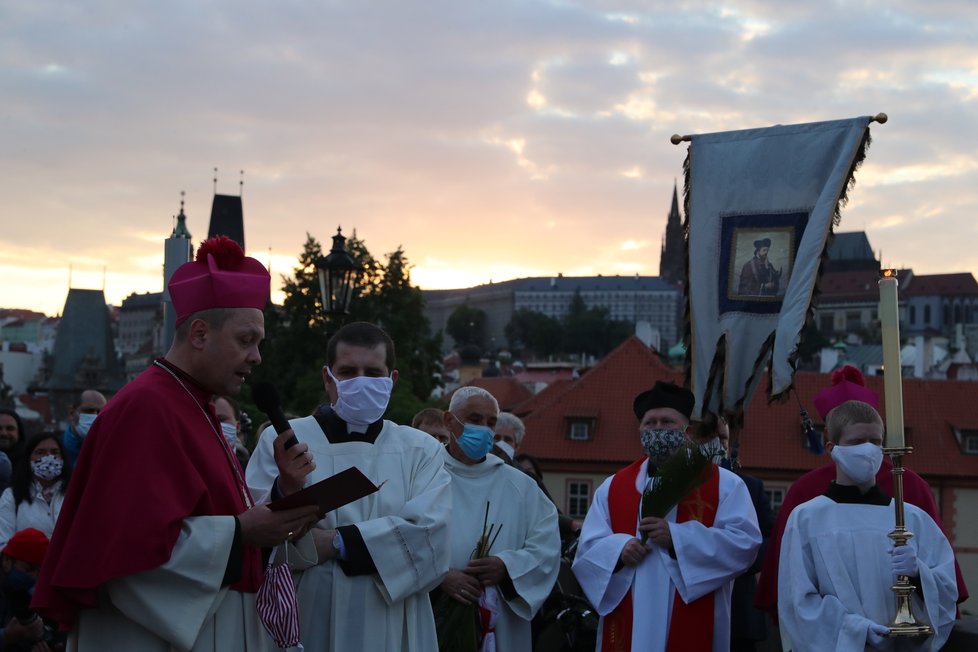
<box><xmin>247</xmin><ymin>321</ymin><xmax>452</xmax><ymax>650</ymax></box>
<box><xmin>572</xmin><ymin>381</ymin><xmax>761</xmax><ymax>652</ymax></box>
<box><xmin>778</xmin><ymin>400</ymin><xmax>957</xmax><ymax>651</ymax></box>
<box><xmin>0</xmin><ymin>528</ymin><xmax>49</xmax><ymax>651</ymax></box>
<box><xmin>434</xmin><ymin>387</ymin><xmax>560</xmax><ymax>651</ymax></box>
<box><xmin>62</xmin><ymin>389</ymin><xmax>106</xmax><ymax>467</ymax></box>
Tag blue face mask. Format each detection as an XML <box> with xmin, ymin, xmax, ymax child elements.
<box><xmin>451</xmin><ymin>414</ymin><xmax>494</xmax><ymax>461</ymax></box>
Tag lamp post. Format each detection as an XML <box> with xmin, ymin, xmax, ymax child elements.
<box><xmin>316</xmin><ymin>226</ymin><xmax>362</xmax><ymax>317</ymax></box>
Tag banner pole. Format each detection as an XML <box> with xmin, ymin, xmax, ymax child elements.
<box><xmin>669</xmin><ymin>112</ymin><xmax>888</xmax><ymax>145</ymax></box>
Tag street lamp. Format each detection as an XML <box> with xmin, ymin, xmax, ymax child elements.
<box><xmin>316</xmin><ymin>226</ymin><xmax>362</xmax><ymax>316</ymax></box>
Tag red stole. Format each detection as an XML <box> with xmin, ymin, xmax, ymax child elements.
<box><xmin>602</xmin><ymin>458</ymin><xmax>720</xmax><ymax>652</ymax></box>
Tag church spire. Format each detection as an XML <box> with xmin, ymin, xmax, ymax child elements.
<box><xmin>659</xmin><ymin>180</ymin><xmax>686</xmax><ymax>285</ymax></box>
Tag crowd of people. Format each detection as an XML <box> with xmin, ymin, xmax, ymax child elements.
<box><xmin>0</xmin><ymin>236</ymin><xmax>968</xmax><ymax>651</ymax></box>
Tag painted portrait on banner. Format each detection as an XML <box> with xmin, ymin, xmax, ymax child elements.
<box><xmin>717</xmin><ymin>213</ymin><xmax>808</xmax><ymax>317</ymax></box>
<box><xmin>729</xmin><ymin>228</ymin><xmax>794</xmax><ymax>301</ymax></box>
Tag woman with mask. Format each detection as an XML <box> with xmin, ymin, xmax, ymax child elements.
<box><xmin>0</xmin><ymin>433</ymin><xmax>71</xmax><ymax>548</ymax></box>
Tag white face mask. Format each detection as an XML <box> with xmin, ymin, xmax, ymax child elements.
<box><xmin>495</xmin><ymin>440</ymin><xmax>515</xmax><ymax>460</ymax></box>
<box><xmin>327</xmin><ymin>367</ymin><xmax>393</xmax><ymax>426</ymax></box>
<box><xmin>76</xmin><ymin>412</ymin><xmax>98</xmax><ymax>437</ymax></box>
<box><xmin>220</xmin><ymin>422</ymin><xmax>239</xmax><ymax>448</ymax></box>
<box><xmin>830</xmin><ymin>442</ymin><xmax>883</xmax><ymax>486</ymax></box>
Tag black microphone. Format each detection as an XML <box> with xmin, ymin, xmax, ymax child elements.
<box><xmin>253</xmin><ymin>381</ymin><xmax>299</xmax><ymax>449</ymax></box>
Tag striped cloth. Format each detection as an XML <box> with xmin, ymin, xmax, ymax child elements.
<box><xmin>478</xmin><ymin>586</ymin><xmax>499</xmax><ymax>652</ymax></box>
<box><xmin>256</xmin><ymin>546</ymin><xmax>302</xmax><ymax>649</ymax></box>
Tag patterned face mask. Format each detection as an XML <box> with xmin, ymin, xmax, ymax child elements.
<box><xmin>31</xmin><ymin>454</ymin><xmax>64</xmax><ymax>482</ymax></box>
<box><xmin>640</xmin><ymin>429</ymin><xmax>686</xmax><ymax>466</ymax></box>
<box><xmin>699</xmin><ymin>437</ymin><xmax>727</xmax><ymax>464</ymax></box>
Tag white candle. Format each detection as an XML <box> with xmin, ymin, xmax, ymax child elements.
<box><xmin>879</xmin><ymin>275</ymin><xmax>905</xmax><ymax>448</ymax></box>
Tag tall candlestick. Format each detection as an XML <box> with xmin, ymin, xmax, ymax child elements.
<box><xmin>879</xmin><ymin>275</ymin><xmax>904</xmax><ymax>448</ymax></box>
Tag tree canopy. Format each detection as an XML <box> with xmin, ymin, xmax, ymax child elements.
<box><xmin>504</xmin><ymin>290</ymin><xmax>633</xmax><ymax>360</ymax></box>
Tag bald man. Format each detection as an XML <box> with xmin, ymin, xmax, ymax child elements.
<box><xmin>63</xmin><ymin>389</ymin><xmax>107</xmax><ymax>466</ymax></box>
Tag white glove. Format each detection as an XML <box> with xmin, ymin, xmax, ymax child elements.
<box><xmin>866</xmin><ymin>622</ymin><xmax>891</xmax><ymax>650</ymax></box>
<box><xmin>891</xmin><ymin>542</ymin><xmax>919</xmax><ymax>578</ymax></box>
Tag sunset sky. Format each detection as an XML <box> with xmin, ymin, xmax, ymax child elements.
<box><xmin>2</xmin><ymin>1</ymin><xmax>977</xmax><ymax>316</ymax></box>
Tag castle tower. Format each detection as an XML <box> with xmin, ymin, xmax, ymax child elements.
<box><xmin>162</xmin><ymin>193</ymin><xmax>193</xmax><ymax>350</ymax></box>
<box><xmin>207</xmin><ymin>170</ymin><xmax>245</xmax><ymax>249</ymax></box>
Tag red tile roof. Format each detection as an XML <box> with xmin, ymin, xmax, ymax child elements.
<box><xmin>0</xmin><ymin>309</ymin><xmax>47</xmax><ymax>321</ymax></box>
<box><xmin>519</xmin><ymin>337</ymin><xmax>682</xmax><ymax>469</ymax></box>
<box><xmin>453</xmin><ymin>377</ymin><xmax>535</xmax><ymax>412</ymax></box>
<box><xmin>513</xmin><ymin>378</ymin><xmax>574</xmax><ymax>417</ymax></box>
<box><xmin>519</xmin><ymin>337</ymin><xmax>978</xmax><ymax>482</ymax></box>
<box><xmin>817</xmin><ymin>269</ymin><xmax>892</xmax><ymax>303</ymax></box>
<box><xmin>904</xmin><ymin>273</ymin><xmax>978</xmax><ymax>297</ymax></box>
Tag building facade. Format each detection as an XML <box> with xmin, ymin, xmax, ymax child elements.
<box><xmin>424</xmin><ymin>275</ymin><xmax>682</xmax><ymax>353</ymax></box>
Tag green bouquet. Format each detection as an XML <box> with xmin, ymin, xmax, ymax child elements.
<box><xmin>640</xmin><ymin>444</ymin><xmax>711</xmax><ymax>544</ymax></box>
<box><xmin>433</xmin><ymin>502</ymin><xmax>503</xmax><ymax>652</ymax></box>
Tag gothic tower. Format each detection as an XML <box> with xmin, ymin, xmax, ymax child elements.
<box><xmin>659</xmin><ymin>181</ymin><xmax>686</xmax><ymax>285</ymax></box>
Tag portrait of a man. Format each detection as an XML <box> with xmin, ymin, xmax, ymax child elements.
<box><xmin>738</xmin><ymin>237</ymin><xmax>781</xmax><ymax>295</ymax></box>
<box><xmin>729</xmin><ymin>229</ymin><xmax>793</xmax><ymax>301</ymax></box>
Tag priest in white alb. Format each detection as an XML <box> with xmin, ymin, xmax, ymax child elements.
<box><xmin>778</xmin><ymin>400</ymin><xmax>957</xmax><ymax>651</ymax></box>
<box><xmin>433</xmin><ymin>387</ymin><xmax>560</xmax><ymax>652</ymax></box>
<box><xmin>572</xmin><ymin>381</ymin><xmax>761</xmax><ymax>652</ymax></box>
<box><xmin>247</xmin><ymin>321</ymin><xmax>452</xmax><ymax>650</ymax></box>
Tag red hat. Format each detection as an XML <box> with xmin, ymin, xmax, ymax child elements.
<box><xmin>169</xmin><ymin>236</ymin><xmax>270</xmax><ymax>327</ymax></box>
<box><xmin>812</xmin><ymin>365</ymin><xmax>880</xmax><ymax>421</ymax></box>
<box><xmin>3</xmin><ymin>528</ymin><xmax>49</xmax><ymax>567</ymax></box>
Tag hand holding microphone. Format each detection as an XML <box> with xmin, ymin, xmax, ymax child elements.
<box><xmin>253</xmin><ymin>382</ymin><xmax>315</xmax><ymax>495</ymax></box>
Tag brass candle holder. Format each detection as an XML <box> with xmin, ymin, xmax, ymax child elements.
<box><xmin>883</xmin><ymin>446</ymin><xmax>933</xmax><ymax>638</ymax></box>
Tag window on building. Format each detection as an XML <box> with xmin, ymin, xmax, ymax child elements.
<box><xmin>765</xmin><ymin>487</ymin><xmax>786</xmax><ymax>515</ymax></box>
<box><xmin>909</xmin><ymin>306</ymin><xmax>916</xmax><ymax>324</ymax></box>
<box><xmin>568</xmin><ymin>420</ymin><xmax>592</xmax><ymax>441</ymax></box>
<box><xmin>566</xmin><ymin>480</ymin><xmax>592</xmax><ymax>519</ymax></box>
<box><xmin>846</xmin><ymin>311</ymin><xmax>861</xmax><ymax>332</ymax></box>
<box><xmin>964</xmin><ymin>434</ymin><xmax>978</xmax><ymax>454</ymax></box>
<box><xmin>819</xmin><ymin>313</ymin><xmax>835</xmax><ymax>333</ymax></box>
<box><xmin>924</xmin><ymin>305</ymin><xmax>931</xmax><ymax>324</ymax></box>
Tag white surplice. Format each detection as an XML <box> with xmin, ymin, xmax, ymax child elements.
<box><xmin>247</xmin><ymin>417</ymin><xmax>452</xmax><ymax>651</ymax></box>
<box><xmin>69</xmin><ymin>516</ymin><xmax>271</xmax><ymax>652</ymax></box>
<box><xmin>778</xmin><ymin>496</ymin><xmax>957</xmax><ymax>652</ymax></box>
<box><xmin>441</xmin><ymin>450</ymin><xmax>561</xmax><ymax>652</ymax></box>
<box><xmin>572</xmin><ymin>461</ymin><xmax>761</xmax><ymax>652</ymax></box>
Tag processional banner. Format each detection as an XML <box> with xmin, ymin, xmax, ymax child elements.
<box><xmin>681</xmin><ymin>116</ymin><xmax>874</xmax><ymax>419</ymax></box>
